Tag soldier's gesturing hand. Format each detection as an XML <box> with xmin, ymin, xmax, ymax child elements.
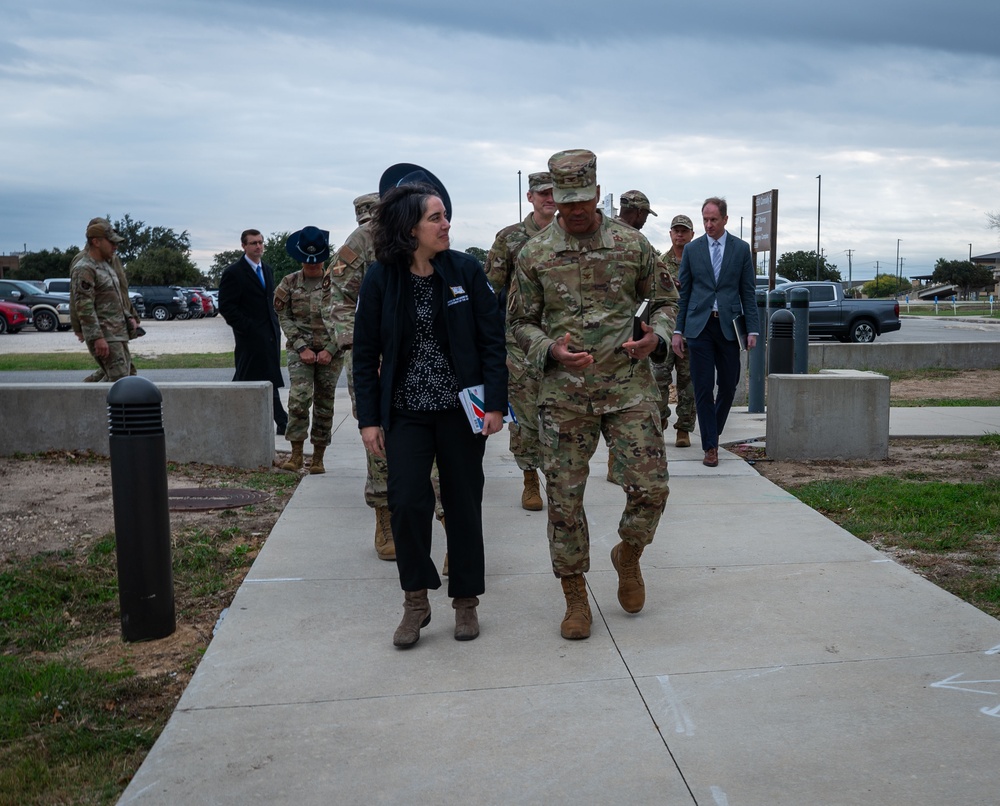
<box><xmin>549</xmin><ymin>332</ymin><xmax>594</xmax><ymax>369</ymax></box>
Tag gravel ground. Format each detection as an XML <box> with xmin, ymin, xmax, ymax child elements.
<box><xmin>3</xmin><ymin>315</ymin><xmax>236</xmax><ymax>355</ymax></box>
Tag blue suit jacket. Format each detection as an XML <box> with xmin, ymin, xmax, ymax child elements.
<box><xmin>676</xmin><ymin>232</ymin><xmax>759</xmax><ymax>341</ymax></box>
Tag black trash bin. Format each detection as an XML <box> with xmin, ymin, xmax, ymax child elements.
<box><xmin>768</xmin><ymin>309</ymin><xmax>795</xmax><ymax>375</ymax></box>
<box><xmin>107</xmin><ymin>376</ymin><xmax>176</xmax><ymax>642</ymax></box>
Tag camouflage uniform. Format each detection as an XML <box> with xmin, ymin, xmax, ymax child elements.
<box><xmin>329</xmin><ymin>217</ymin><xmax>389</xmax><ymax>508</ymax></box>
<box><xmin>510</xmin><ymin>206</ymin><xmax>677</xmax><ymax>577</ymax></box>
<box><xmin>652</xmin><ymin>247</ymin><xmax>696</xmax><ymax>432</ymax></box>
<box><xmin>485</xmin><ymin>210</ymin><xmax>547</xmax><ymax>473</ymax></box>
<box><xmin>274</xmin><ymin>270</ymin><xmax>343</xmax><ymax>446</ymax></box>
<box><xmin>71</xmin><ymin>251</ymin><xmax>141</xmax><ymax>381</ymax></box>
<box><xmin>70</xmin><ymin>252</ymin><xmax>133</xmax><ymax>382</ymax></box>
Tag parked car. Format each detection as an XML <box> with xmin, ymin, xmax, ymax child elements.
<box><xmin>171</xmin><ymin>287</ymin><xmax>203</xmax><ymax>320</ymax></box>
<box><xmin>130</xmin><ymin>285</ymin><xmax>189</xmax><ymax>321</ymax></box>
<box><xmin>756</xmin><ymin>274</ymin><xmax>791</xmax><ymax>288</ymax></box>
<box><xmin>44</xmin><ymin>277</ymin><xmax>145</xmax><ymax>318</ymax></box>
<box><xmin>0</xmin><ymin>279</ymin><xmax>72</xmax><ymax>332</ymax></box>
<box><xmin>773</xmin><ymin>281</ymin><xmax>902</xmax><ymax>343</ymax></box>
<box><xmin>0</xmin><ymin>300</ymin><xmax>32</xmax><ymax>333</ymax></box>
<box><xmin>187</xmin><ymin>287</ymin><xmax>217</xmax><ymax>317</ymax></box>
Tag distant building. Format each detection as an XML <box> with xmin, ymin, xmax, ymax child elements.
<box><xmin>0</xmin><ymin>255</ymin><xmax>20</xmax><ymax>279</ymax></box>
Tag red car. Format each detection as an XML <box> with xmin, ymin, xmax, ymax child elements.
<box><xmin>0</xmin><ymin>300</ymin><xmax>32</xmax><ymax>334</ymax></box>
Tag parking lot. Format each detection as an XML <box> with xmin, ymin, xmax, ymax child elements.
<box><xmin>1</xmin><ymin>313</ymin><xmax>236</xmax><ymax>356</ymax></box>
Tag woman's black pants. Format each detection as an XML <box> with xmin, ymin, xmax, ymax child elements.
<box><xmin>385</xmin><ymin>408</ymin><xmax>487</xmax><ymax>598</ymax></box>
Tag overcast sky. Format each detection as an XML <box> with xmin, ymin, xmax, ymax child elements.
<box><xmin>3</xmin><ymin>0</ymin><xmax>999</xmax><ymax>281</ymax></box>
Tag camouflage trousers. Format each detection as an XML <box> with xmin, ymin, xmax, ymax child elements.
<box><xmin>652</xmin><ymin>347</ymin><xmax>696</xmax><ymax>432</ymax></box>
<box><xmin>86</xmin><ymin>339</ymin><xmax>132</xmax><ymax>382</ymax></box>
<box><xmin>507</xmin><ymin>357</ymin><xmax>540</xmax><ymax>472</ymax></box>
<box><xmin>345</xmin><ymin>352</ymin><xmax>443</xmax><ymax>517</ymax></box>
<box><xmin>285</xmin><ymin>349</ymin><xmax>345</xmax><ymax>446</ymax></box>
<box><xmin>539</xmin><ymin>401</ymin><xmax>669</xmax><ymax>578</ymax></box>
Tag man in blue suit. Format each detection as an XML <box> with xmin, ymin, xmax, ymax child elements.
<box><xmin>671</xmin><ymin>198</ymin><xmax>759</xmax><ymax>467</ymax></box>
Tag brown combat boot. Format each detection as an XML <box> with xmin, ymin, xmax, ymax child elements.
<box><xmin>308</xmin><ymin>444</ymin><xmax>326</xmax><ymax>474</ymax></box>
<box><xmin>559</xmin><ymin>575</ymin><xmax>592</xmax><ymax>640</ymax></box>
<box><xmin>675</xmin><ymin>430</ymin><xmax>691</xmax><ymax>448</ymax></box>
<box><xmin>393</xmin><ymin>589</ymin><xmax>431</xmax><ymax>648</ymax></box>
<box><xmin>281</xmin><ymin>441</ymin><xmax>304</xmax><ymax>471</ymax></box>
<box><xmin>374</xmin><ymin>506</ymin><xmax>396</xmax><ymax>561</ymax></box>
<box><xmin>452</xmin><ymin>596</ymin><xmax>480</xmax><ymax>641</ymax></box>
<box><xmin>610</xmin><ymin>541</ymin><xmax>646</xmax><ymax>614</ymax></box>
<box><xmin>521</xmin><ymin>469</ymin><xmax>543</xmax><ymax>511</ymax></box>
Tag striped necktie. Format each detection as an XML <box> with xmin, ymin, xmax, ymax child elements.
<box><xmin>711</xmin><ymin>240</ymin><xmax>722</xmax><ymax>282</ymax></box>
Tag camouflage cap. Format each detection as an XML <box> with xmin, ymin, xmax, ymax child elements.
<box><xmin>86</xmin><ymin>217</ymin><xmax>124</xmax><ymax>243</ymax></box>
<box><xmin>670</xmin><ymin>214</ymin><xmax>694</xmax><ymax>230</ymax></box>
<box><xmin>527</xmin><ymin>172</ymin><xmax>553</xmax><ymax>193</ymax></box>
<box><xmin>353</xmin><ymin>192</ymin><xmax>379</xmax><ymax>224</ymax></box>
<box><xmin>620</xmin><ymin>190</ymin><xmax>657</xmax><ymax>217</ymax></box>
<box><xmin>548</xmin><ymin>149</ymin><xmax>598</xmax><ymax>203</ymax></box>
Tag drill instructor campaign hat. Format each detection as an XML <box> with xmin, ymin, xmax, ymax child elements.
<box><xmin>285</xmin><ymin>226</ymin><xmax>331</xmax><ymax>265</ymax></box>
<box><xmin>379</xmin><ymin>163</ymin><xmax>453</xmax><ymax>221</ymax></box>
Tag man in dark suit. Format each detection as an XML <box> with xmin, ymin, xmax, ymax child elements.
<box><xmin>219</xmin><ymin>229</ymin><xmax>288</xmax><ymax>435</ymax></box>
<box><xmin>671</xmin><ymin>198</ymin><xmax>758</xmax><ymax>467</ymax></box>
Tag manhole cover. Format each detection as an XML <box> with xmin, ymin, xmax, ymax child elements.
<box><xmin>168</xmin><ymin>487</ymin><xmax>271</xmax><ymax>511</ymax></box>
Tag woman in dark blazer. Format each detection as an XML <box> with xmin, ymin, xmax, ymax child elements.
<box><xmin>353</xmin><ymin>180</ymin><xmax>507</xmax><ymax>648</ymax></box>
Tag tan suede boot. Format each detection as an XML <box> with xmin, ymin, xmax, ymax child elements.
<box><xmin>452</xmin><ymin>596</ymin><xmax>480</xmax><ymax>641</ymax></box>
<box><xmin>610</xmin><ymin>541</ymin><xmax>646</xmax><ymax>614</ymax></box>
<box><xmin>374</xmin><ymin>506</ymin><xmax>396</xmax><ymax>561</ymax></box>
<box><xmin>675</xmin><ymin>430</ymin><xmax>691</xmax><ymax>448</ymax></box>
<box><xmin>393</xmin><ymin>590</ymin><xmax>431</xmax><ymax>648</ymax></box>
<box><xmin>281</xmin><ymin>441</ymin><xmax>304</xmax><ymax>471</ymax></box>
<box><xmin>560</xmin><ymin>575</ymin><xmax>592</xmax><ymax>640</ymax></box>
<box><xmin>521</xmin><ymin>469</ymin><xmax>543</xmax><ymax>511</ymax></box>
<box><xmin>308</xmin><ymin>444</ymin><xmax>326</xmax><ymax>474</ymax></box>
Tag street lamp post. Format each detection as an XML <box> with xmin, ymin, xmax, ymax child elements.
<box><xmin>815</xmin><ymin>175</ymin><xmax>822</xmax><ymax>280</ymax></box>
<box><xmin>896</xmin><ymin>238</ymin><xmax>901</xmax><ymax>290</ymax></box>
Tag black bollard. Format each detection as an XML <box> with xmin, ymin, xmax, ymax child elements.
<box><xmin>107</xmin><ymin>376</ymin><xmax>175</xmax><ymax>642</ymax></box>
<box><xmin>788</xmin><ymin>287</ymin><xmax>810</xmax><ymax>374</ymax></box>
<box><xmin>767</xmin><ymin>309</ymin><xmax>795</xmax><ymax>375</ymax></box>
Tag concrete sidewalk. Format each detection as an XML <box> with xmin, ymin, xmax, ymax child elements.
<box><xmin>120</xmin><ymin>394</ymin><xmax>1000</xmax><ymax>805</ymax></box>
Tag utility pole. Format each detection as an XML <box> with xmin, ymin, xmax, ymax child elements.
<box><xmin>846</xmin><ymin>249</ymin><xmax>854</xmax><ymax>290</ymax></box>
<box><xmin>896</xmin><ymin>239</ymin><xmax>901</xmax><ymax>288</ymax></box>
<box><xmin>875</xmin><ymin>260</ymin><xmax>880</xmax><ymax>296</ymax></box>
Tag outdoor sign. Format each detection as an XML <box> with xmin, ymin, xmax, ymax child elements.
<box><xmin>752</xmin><ymin>189</ymin><xmax>779</xmax><ymax>286</ymax></box>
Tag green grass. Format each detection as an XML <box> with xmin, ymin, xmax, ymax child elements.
<box><xmin>892</xmin><ymin>397</ymin><xmax>997</xmax><ymax>407</ymax></box>
<box><xmin>0</xmin><ymin>456</ymin><xmax>298</xmax><ymax>804</ymax></box>
<box><xmin>0</xmin><ymin>352</ymin><xmax>238</xmax><ymax>371</ymax></box>
<box><xmin>785</xmin><ymin>475</ymin><xmax>1000</xmax><ymax>618</ymax></box>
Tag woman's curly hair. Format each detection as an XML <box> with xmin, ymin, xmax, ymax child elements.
<box><xmin>371</xmin><ymin>183</ymin><xmax>440</xmax><ymax>270</ymax></box>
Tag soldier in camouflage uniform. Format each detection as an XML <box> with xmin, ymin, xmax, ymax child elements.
<box><xmin>509</xmin><ymin>150</ymin><xmax>677</xmax><ymax>641</ymax></box>
<box><xmin>70</xmin><ymin>218</ymin><xmax>135</xmax><ymax>382</ymax></box>
<box><xmin>329</xmin><ymin>193</ymin><xmax>397</xmax><ymax>556</ymax></box>
<box><xmin>71</xmin><ymin>222</ymin><xmax>144</xmax><ymax>382</ymax></box>
<box><xmin>654</xmin><ymin>214</ymin><xmax>697</xmax><ymax>447</ymax></box>
<box><xmin>274</xmin><ymin>227</ymin><xmax>343</xmax><ymax>474</ymax></box>
<box><xmin>484</xmin><ymin>171</ymin><xmax>556</xmax><ymax>512</ymax></box>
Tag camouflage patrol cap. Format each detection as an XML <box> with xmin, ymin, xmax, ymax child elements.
<box><xmin>670</xmin><ymin>214</ymin><xmax>694</xmax><ymax>230</ymax></box>
<box><xmin>85</xmin><ymin>217</ymin><xmax>124</xmax><ymax>243</ymax></box>
<box><xmin>353</xmin><ymin>192</ymin><xmax>379</xmax><ymax>224</ymax></box>
<box><xmin>527</xmin><ymin>172</ymin><xmax>553</xmax><ymax>193</ymax></box>
<box><xmin>620</xmin><ymin>190</ymin><xmax>657</xmax><ymax>217</ymax></box>
<box><xmin>548</xmin><ymin>149</ymin><xmax>598</xmax><ymax>203</ymax></box>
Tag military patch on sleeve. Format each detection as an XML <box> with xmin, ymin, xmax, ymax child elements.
<box><xmin>331</xmin><ymin>260</ymin><xmax>347</xmax><ymax>277</ymax></box>
<box><xmin>273</xmin><ymin>298</ymin><xmax>285</xmax><ymax>311</ymax></box>
<box><xmin>322</xmin><ymin>275</ymin><xmax>331</xmax><ymax>290</ymax></box>
<box><xmin>659</xmin><ymin>270</ymin><xmax>676</xmax><ymax>290</ymax></box>
<box><xmin>273</xmin><ymin>285</ymin><xmax>289</xmax><ymax>311</ymax></box>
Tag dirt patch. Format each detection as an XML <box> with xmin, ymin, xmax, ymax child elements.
<box><xmin>1</xmin><ymin>451</ymin><xmax>296</xmax><ymax>688</ymax></box>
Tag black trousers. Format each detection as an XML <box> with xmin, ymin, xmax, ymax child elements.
<box><xmin>385</xmin><ymin>408</ymin><xmax>487</xmax><ymax>598</ymax></box>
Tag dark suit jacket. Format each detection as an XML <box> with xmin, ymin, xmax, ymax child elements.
<box><xmin>676</xmin><ymin>231</ymin><xmax>759</xmax><ymax>341</ymax></box>
<box><xmin>218</xmin><ymin>255</ymin><xmax>284</xmax><ymax>387</ymax></box>
<box><xmin>352</xmin><ymin>250</ymin><xmax>508</xmax><ymax>432</ymax></box>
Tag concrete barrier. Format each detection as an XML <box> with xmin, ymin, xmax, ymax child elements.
<box><xmin>807</xmin><ymin>341</ymin><xmax>1000</xmax><ymax>372</ymax></box>
<box><xmin>766</xmin><ymin>370</ymin><xmax>890</xmax><ymax>460</ymax></box>
<box><xmin>0</xmin><ymin>382</ymin><xmax>274</xmax><ymax>469</ymax></box>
